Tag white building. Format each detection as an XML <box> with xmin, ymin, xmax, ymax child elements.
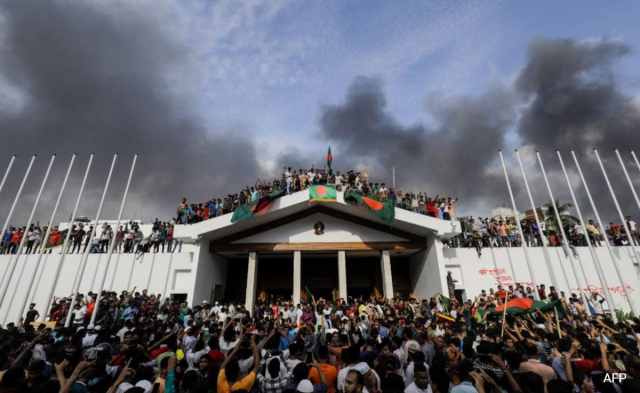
<box><xmin>0</xmin><ymin>188</ymin><xmax>639</xmax><ymax>323</ymax></box>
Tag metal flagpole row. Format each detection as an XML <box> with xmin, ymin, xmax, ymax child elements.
<box><xmin>22</xmin><ymin>155</ymin><xmax>76</xmax><ymax>318</ymax></box>
<box><xmin>556</xmin><ymin>151</ymin><xmax>616</xmax><ymax>319</ymax></box>
<box><xmin>89</xmin><ymin>154</ymin><xmax>137</xmax><ymax>327</ymax></box>
<box><xmin>515</xmin><ymin>149</ymin><xmax>563</xmax><ymax>290</ymax></box>
<box><xmin>1</xmin><ymin>155</ymin><xmax>56</xmax><ymax>324</ymax></box>
<box><xmin>614</xmin><ymin>150</ymin><xmax>640</xmax><ymax>247</ymax></box>
<box><xmin>65</xmin><ymin>154</ymin><xmax>118</xmax><ymax>327</ymax></box>
<box><xmin>498</xmin><ymin>150</ymin><xmax>540</xmax><ymax>300</ymax></box>
<box><xmin>0</xmin><ymin>155</ymin><xmax>16</xmax><ymax>196</ymax></box>
<box><xmin>592</xmin><ymin>149</ymin><xmax>638</xmax><ymax>314</ymax></box>
<box><xmin>0</xmin><ymin>155</ymin><xmax>36</xmax><ymax>291</ymax></box>
<box><xmin>536</xmin><ymin>152</ymin><xmax>588</xmax><ymax>303</ymax></box>
<box><xmin>44</xmin><ymin>154</ymin><xmax>94</xmax><ymax>319</ymax></box>
<box><xmin>570</xmin><ymin>151</ymin><xmax>621</xmax><ymax>318</ymax></box>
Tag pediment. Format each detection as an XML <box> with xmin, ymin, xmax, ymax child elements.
<box><xmin>231</xmin><ymin>212</ymin><xmax>410</xmax><ymax>244</ymax></box>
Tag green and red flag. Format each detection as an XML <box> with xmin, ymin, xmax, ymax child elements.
<box><xmin>309</xmin><ymin>184</ymin><xmax>337</xmax><ymax>203</ymax></box>
<box><xmin>495</xmin><ymin>297</ymin><xmax>534</xmax><ymax>314</ymax></box>
<box><xmin>492</xmin><ymin>298</ymin><xmax>562</xmax><ymax>316</ymax></box>
<box><xmin>231</xmin><ymin>188</ymin><xmax>285</xmax><ymax>223</ymax></box>
<box><xmin>344</xmin><ymin>190</ymin><xmax>395</xmax><ymax>224</ymax></box>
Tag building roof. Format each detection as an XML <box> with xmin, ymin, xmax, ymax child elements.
<box><xmin>176</xmin><ymin>189</ymin><xmax>461</xmax><ymax>241</ymax></box>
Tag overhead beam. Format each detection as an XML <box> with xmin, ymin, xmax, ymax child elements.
<box><xmin>211</xmin><ymin>241</ymin><xmax>424</xmax><ymax>253</ymax></box>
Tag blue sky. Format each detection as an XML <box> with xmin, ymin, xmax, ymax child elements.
<box><xmin>164</xmin><ymin>0</ymin><xmax>640</xmax><ymax>164</ymax></box>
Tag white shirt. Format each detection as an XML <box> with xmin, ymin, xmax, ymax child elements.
<box><xmin>405</xmin><ymin>382</ymin><xmax>433</xmax><ymax>393</ymax></box>
<box><xmin>219</xmin><ymin>336</ymin><xmax>239</xmax><ymax>353</ymax></box>
<box><xmin>404</xmin><ymin>361</ymin><xmax>429</xmax><ymax>386</ymax></box>
<box><xmin>336</xmin><ymin>365</ymin><xmax>352</xmax><ymax>392</ymax></box>
<box><xmin>116</xmin><ymin>327</ymin><xmax>131</xmax><ymax>341</ymax></box>
<box><xmin>72</xmin><ymin>307</ymin><xmax>86</xmax><ymax>325</ymax></box>
<box><xmin>82</xmin><ymin>333</ymin><xmax>98</xmax><ymax>348</ymax></box>
<box><xmin>182</xmin><ymin>334</ymin><xmax>197</xmax><ymax>352</ymax></box>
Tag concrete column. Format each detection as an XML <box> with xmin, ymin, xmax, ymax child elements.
<box><xmin>380</xmin><ymin>250</ymin><xmax>394</xmax><ymax>299</ymax></box>
<box><xmin>293</xmin><ymin>251</ymin><xmax>301</xmax><ymax>305</ymax></box>
<box><xmin>245</xmin><ymin>252</ymin><xmax>258</xmax><ymax>314</ymax></box>
<box><xmin>338</xmin><ymin>251</ymin><xmax>347</xmax><ymax>300</ymax></box>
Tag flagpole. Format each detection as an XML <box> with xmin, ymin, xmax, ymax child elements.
<box><xmin>44</xmin><ymin>154</ymin><xmax>94</xmax><ymax>319</ymax></box>
<box><xmin>146</xmin><ymin>252</ymin><xmax>156</xmax><ymax>292</ymax></box>
<box><xmin>536</xmin><ymin>151</ymin><xmax>588</xmax><ymax>308</ymax></box>
<box><xmin>632</xmin><ymin>151</ymin><xmax>640</xmax><ymax>175</ymax></box>
<box><xmin>498</xmin><ymin>150</ymin><xmax>539</xmax><ymax>300</ymax></box>
<box><xmin>1</xmin><ymin>154</ymin><xmax>55</xmax><ymax>324</ymax></box>
<box><xmin>0</xmin><ymin>155</ymin><xmax>18</xmax><ymax>288</ymax></box>
<box><xmin>126</xmin><ymin>252</ymin><xmax>138</xmax><ymax>290</ymax></box>
<box><xmin>65</xmin><ymin>154</ymin><xmax>117</xmax><ymax>327</ymax></box>
<box><xmin>22</xmin><ymin>154</ymin><xmax>76</xmax><ymax>318</ymax></box>
<box><xmin>614</xmin><ymin>150</ymin><xmax>640</xmax><ymax>244</ymax></box>
<box><xmin>108</xmin><ymin>251</ymin><xmax>122</xmax><ymax>290</ymax></box>
<box><xmin>162</xmin><ymin>251</ymin><xmax>175</xmax><ymax>299</ymax></box>
<box><xmin>570</xmin><ymin>150</ymin><xmax>620</xmax><ymax>318</ymax></box>
<box><xmin>0</xmin><ymin>155</ymin><xmax>16</xmax><ymax>197</ymax></box>
<box><xmin>500</xmin><ymin>291</ymin><xmax>510</xmax><ymax>338</ymax></box>
<box><xmin>392</xmin><ymin>167</ymin><xmax>396</xmax><ymax>190</ymax></box>
<box><xmin>0</xmin><ymin>155</ymin><xmax>36</xmax><ymax>290</ymax></box>
<box><xmin>593</xmin><ymin>149</ymin><xmax>637</xmax><ymax>314</ymax></box>
<box><xmin>89</xmin><ymin>154</ymin><xmax>137</xmax><ymax>327</ymax></box>
<box><xmin>515</xmin><ymin>149</ymin><xmax>562</xmax><ymax>290</ymax></box>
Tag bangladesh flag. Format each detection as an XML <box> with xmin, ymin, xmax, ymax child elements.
<box><xmin>344</xmin><ymin>190</ymin><xmax>395</xmax><ymax>224</ymax></box>
<box><xmin>495</xmin><ymin>298</ymin><xmax>534</xmax><ymax>314</ymax></box>
<box><xmin>231</xmin><ymin>188</ymin><xmax>285</xmax><ymax>223</ymax></box>
<box><xmin>325</xmin><ymin>146</ymin><xmax>333</xmax><ymax>171</ymax></box>
<box><xmin>309</xmin><ymin>185</ymin><xmax>337</xmax><ymax>202</ymax></box>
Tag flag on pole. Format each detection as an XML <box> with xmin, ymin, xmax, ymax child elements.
<box><xmin>325</xmin><ymin>146</ymin><xmax>333</xmax><ymax>172</ymax></box>
<box><xmin>309</xmin><ymin>185</ymin><xmax>337</xmax><ymax>202</ymax></box>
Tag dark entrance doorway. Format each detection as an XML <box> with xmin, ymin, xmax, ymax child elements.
<box><xmin>301</xmin><ymin>254</ymin><xmax>338</xmax><ymax>301</ymax></box>
<box><xmin>347</xmin><ymin>254</ymin><xmax>383</xmax><ymax>299</ymax></box>
<box><xmin>257</xmin><ymin>254</ymin><xmax>293</xmax><ymax>302</ymax></box>
<box><xmin>224</xmin><ymin>255</ymin><xmax>248</xmax><ymax>303</ymax></box>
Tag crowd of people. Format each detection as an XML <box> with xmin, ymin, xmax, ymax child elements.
<box><xmin>0</xmin><ymin>219</ymin><xmax>177</xmax><ymax>256</ymax></box>
<box><xmin>0</xmin><ymin>224</ymin><xmax>63</xmax><ymax>255</ymax></box>
<box><xmin>0</xmin><ymin>282</ymin><xmax>638</xmax><ymax>393</ymax></box>
<box><xmin>450</xmin><ymin>215</ymin><xmax>640</xmax><ymax>257</ymax></box>
<box><xmin>176</xmin><ymin>167</ymin><xmax>458</xmax><ymax>224</ymax></box>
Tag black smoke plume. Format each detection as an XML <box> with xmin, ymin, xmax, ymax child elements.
<box><xmin>0</xmin><ymin>2</ymin><xmax>259</xmax><ymax>223</ymax></box>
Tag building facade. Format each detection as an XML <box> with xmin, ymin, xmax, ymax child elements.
<box><xmin>0</xmin><ymin>188</ymin><xmax>639</xmax><ymax>323</ymax></box>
